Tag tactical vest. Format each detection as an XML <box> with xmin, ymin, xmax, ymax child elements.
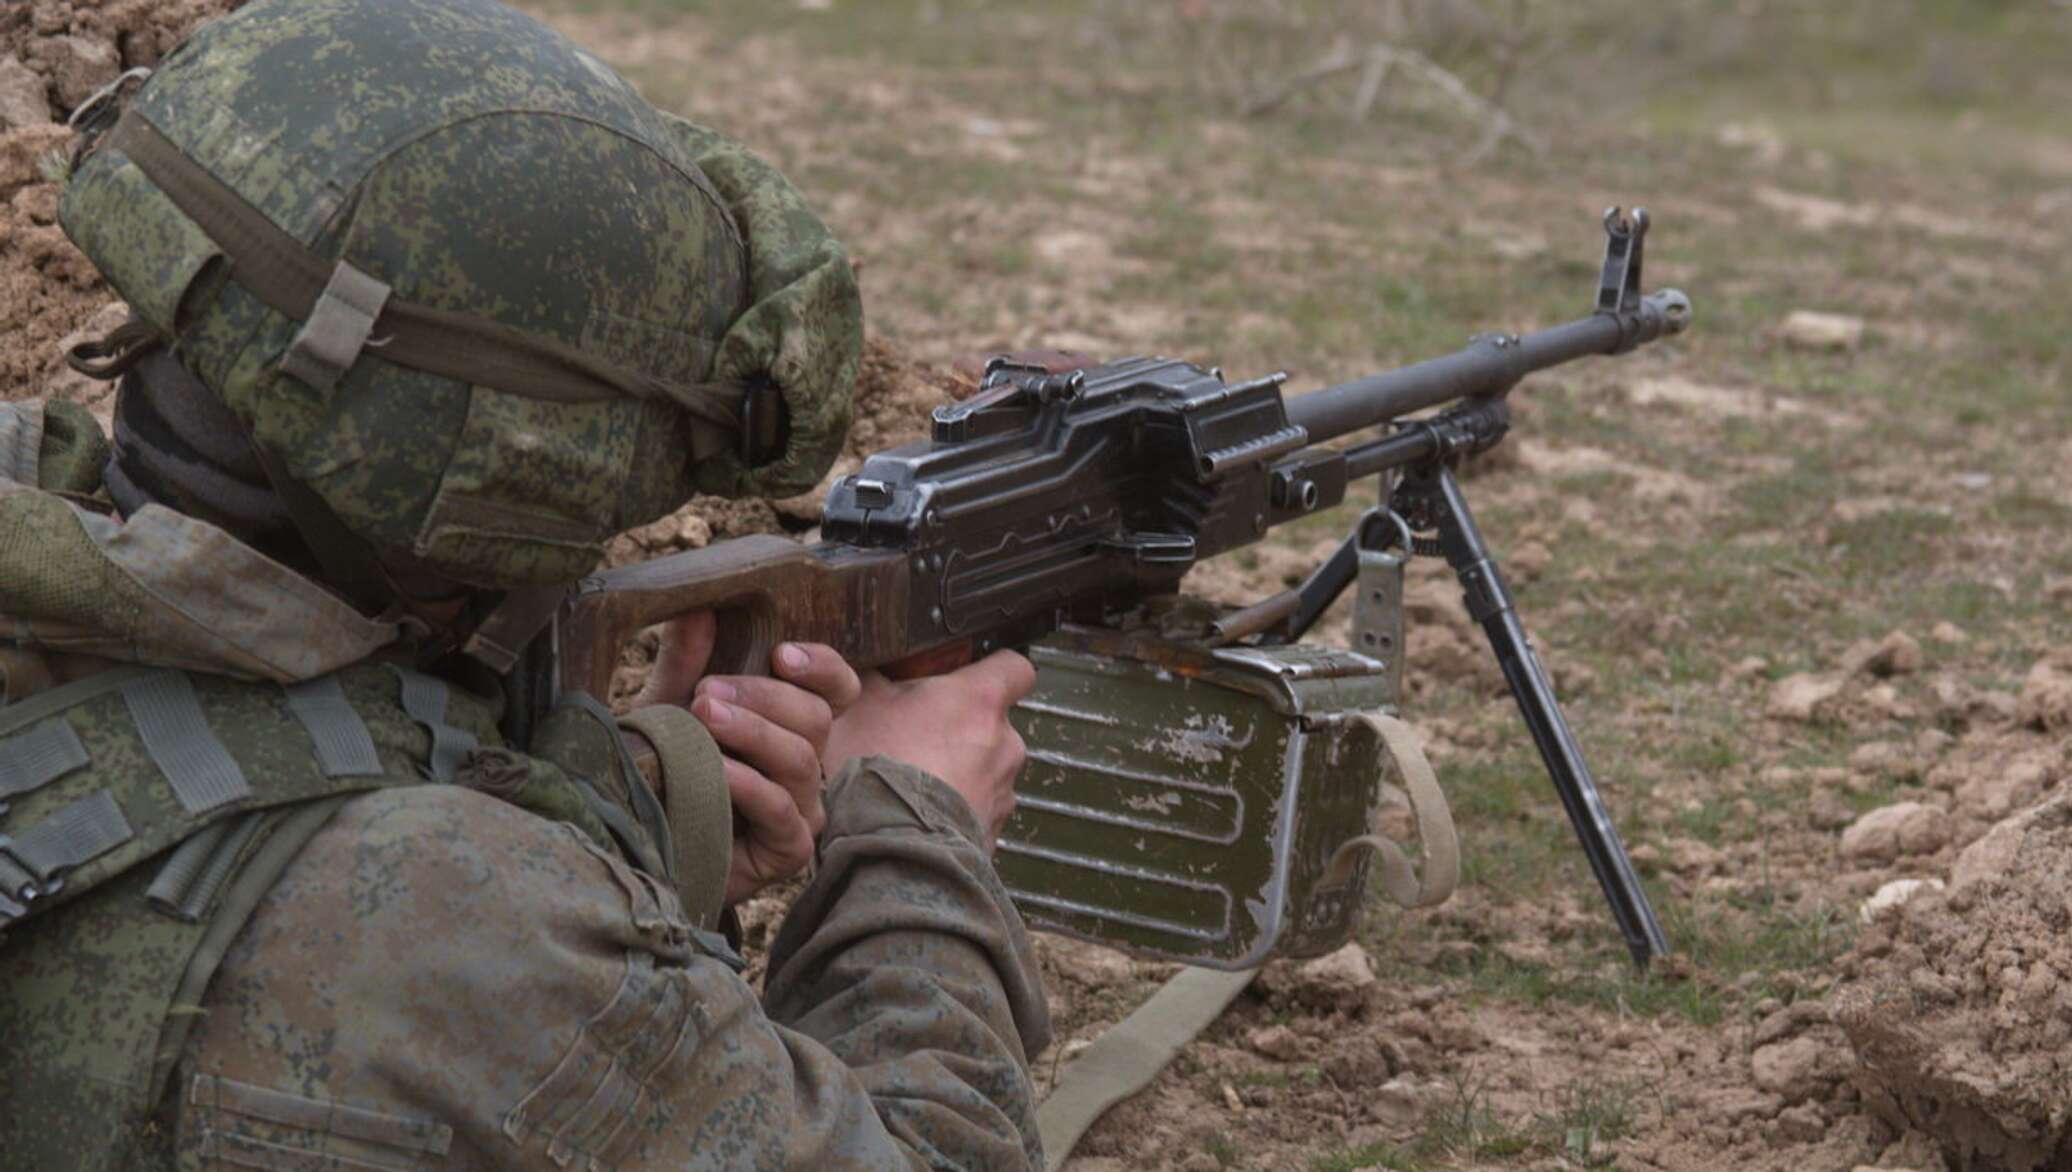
<box><xmin>0</xmin><ymin>659</ymin><xmax>682</xmax><ymax>1171</ymax></box>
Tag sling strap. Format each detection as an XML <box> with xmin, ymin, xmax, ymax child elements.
<box><xmin>104</xmin><ymin>109</ymin><xmax>747</xmax><ymax>432</ymax></box>
<box><xmin>1318</xmin><ymin>712</ymin><xmax>1459</xmax><ymax>909</ymax></box>
<box><xmin>1037</xmin><ymin>709</ymin><xmax>1458</xmax><ymax>1169</ymax></box>
<box><xmin>617</xmin><ymin>703</ymin><xmax>732</xmax><ymax>932</ymax></box>
<box><xmin>1036</xmin><ymin>966</ymin><xmax>1262</xmax><ymax>1171</ymax></box>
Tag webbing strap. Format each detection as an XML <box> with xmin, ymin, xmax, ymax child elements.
<box><xmin>618</xmin><ymin>704</ymin><xmax>731</xmax><ymax>931</ymax></box>
<box><xmin>144</xmin><ymin>818</ymin><xmax>231</xmax><ymax>913</ymax></box>
<box><xmin>173</xmin><ymin>812</ymin><xmax>266</xmax><ymax>922</ymax></box>
<box><xmin>283</xmin><ymin>677</ymin><xmax>384</xmax><ymax>778</ymax></box>
<box><xmin>1317</xmin><ymin>712</ymin><xmax>1459</xmax><ymax>909</ymax></box>
<box><xmin>123</xmin><ymin>672</ymin><xmax>251</xmax><ymax>815</ymax></box>
<box><xmin>0</xmin><ymin>789</ymin><xmax>134</xmax><ymax>895</ymax></box>
<box><xmin>143</xmin><ymin>810</ymin><xmax>268</xmax><ymax>922</ymax></box>
<box><xmin>388</xmin><ymin>668</ymin><xmax>477</xmax><ymax>783</ymax></box>
<box><xmin>0</xmin><ymin>718</ymin><xmax>89</xmax><ymax>802</ymax></box>
<box><xmin>105</xmin><ymin>109</ymin><xmax>744</xmax><ymax>431</ymax></box>
<box><xmin>279</xmin><ymin>261</ymin><xmax>391</xmax><ymax>391</ymax></box>
<box><xmin>1036</xmin><ymin>966</ymin><xmax>1262</xmax><ymax>1171</ymax></box>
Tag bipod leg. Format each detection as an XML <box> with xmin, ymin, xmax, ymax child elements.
<box><xmin>1392</xmin><ymin>464</ymin><xmax>1671</xmax><ymax>968</ymax></box>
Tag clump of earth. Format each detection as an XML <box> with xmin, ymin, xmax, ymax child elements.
<box><xmin>1829</xmin><ymin>787</ymin><xmax>2072</xmax><ymax>1171</ymax></box>
<box><xmin>0</xmin><ymin>0</ymin><xmax>244</xmax><ymax>402</ymax></box>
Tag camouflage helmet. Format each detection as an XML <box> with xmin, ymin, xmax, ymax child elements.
<box><xmin>60</xmin><ymin>0</ymin><xmax>861</xmax><ymax>600</ymax></box>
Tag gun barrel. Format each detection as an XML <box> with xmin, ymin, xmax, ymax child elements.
<box><xmin>1286</xmin><ymin>290</ymin><xmax>1690</xmax><ymax>444</ymax></box>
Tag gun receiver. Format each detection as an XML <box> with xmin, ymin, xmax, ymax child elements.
<box><xmin>558</xmin><ymin>207</ymin><xmax>1689</xmax><ymax>966</ymax></box>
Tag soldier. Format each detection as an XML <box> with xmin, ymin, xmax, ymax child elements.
<box><xmin>0</xmin><ymin>1</ymin><xmax>1050</xmax><ymax>1169</ymax></box>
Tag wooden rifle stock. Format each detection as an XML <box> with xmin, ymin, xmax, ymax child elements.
<box><xmin>556</xmin><ymin>535</ymin><xmax>914</xmax><ymax>699</ymax></box>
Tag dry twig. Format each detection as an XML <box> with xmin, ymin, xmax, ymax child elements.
<box><xmin>1243</xmin><ymin>36</ymin><xmax>1545</xmax><ymax>163</ymax></box>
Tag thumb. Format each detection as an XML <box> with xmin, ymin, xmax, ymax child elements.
<box><xmin>963</xmin><ymin>648</ymin><xmax>1038</xmax><ymax>707</ymax></box>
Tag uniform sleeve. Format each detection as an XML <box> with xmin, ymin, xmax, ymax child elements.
<box><xmin>174</xmin><ymin>775</ymin><xmax>1049</xmax><ymax>1172</ymax></box>
<box><xmin>765</xmin><ymin>757</ymin><xmax>1054</xmax><ymax>1171</ymax></box>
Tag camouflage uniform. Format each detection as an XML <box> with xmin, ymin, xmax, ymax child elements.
<box><xmin>0</xmin><ymin>1</ymin><xmax>1050</xmax><ymax>1168</ymax></box>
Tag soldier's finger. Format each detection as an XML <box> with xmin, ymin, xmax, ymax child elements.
<box><xmin>771</xmin><ymin>642</ymin><xmax>863</xmax><ymax>714</ymax></box>
<box><xmin>724</xmin><ymin>758</ymin><xmax>807</xmax><ymax>845</ymax></box>
<box><xmin>695</xmin><ymin>676</ymin><xmax>833</xmax><ymax>756</ymax></box>
<box><xmin>694</xmin><ymin>693</ymin><xmax>826</xmax><ymax>833</ymax></box>
<box><xmin>633</xmin><ymin>610</ymin><xmax>718</xmax><ymax>709</ymax></box>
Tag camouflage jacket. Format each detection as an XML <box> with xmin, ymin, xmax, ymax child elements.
<box><xmin>0</xmin><ymin>399</ymin><xmax>1052</xmax><ymax>1170</ymax></box>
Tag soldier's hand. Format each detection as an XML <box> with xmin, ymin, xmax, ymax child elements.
<box><xmin>823</xmin><ymin>650</ymin><xmax>1036</xmax><ymax>847</ymax></box>
<box><xmin>638</xmin><ymin>612</ymin><xmax>863</xmax><ymax>903</ymax></box>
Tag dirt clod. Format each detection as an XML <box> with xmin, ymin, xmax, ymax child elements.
<box><xmin>1768</xmin><ymin>671</ymin><xmax>1847</xmax><ymax>722</ymax></box>
<box><xmin>1843</xmin><ymin>630</ymin><xmax>1925</xmax><ymax>678</ymax></box>
<box><xmin>1839</xmin><ymin>802</ymin><xmax>1952</xmax><ymax>864</ymax></box>
<box><xmin>1832</xmin><ymin>791</ymin><xmax>2072</xmax><ymax>1171</ymax></box>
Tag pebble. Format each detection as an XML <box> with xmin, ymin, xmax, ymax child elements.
<box><xmin>1245</xmin><ymin>1024</ymin><xmax>1305</xmax><ymax>1062</ymax></box>
<box><xmin>1780</xmin><ymin>310</ymin><xmax>1866</xmax><ymax>352</ymax></box>
<box><xmin>1841</xmin><ymin>630</ymin><xmax>1924</xmax><ymax>677</ymax></box>
<box><xmin>1767</xmin><ymin>672</ymin><xmax>1844</xmax><ymax>722</ymax></box>
<box><xmin>1858</xmin><ymin>877</ymin><xmax>1944</xmax><ymax>922</ymax></box>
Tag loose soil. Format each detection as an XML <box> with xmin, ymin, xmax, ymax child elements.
<box><xmin>9</xmin><ymin>3</ymin><xmax>2072</xmax><ymax>1170</ymax></box>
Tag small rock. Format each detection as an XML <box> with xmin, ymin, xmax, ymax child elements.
<box><xmin>1752</xmin><ymin>999</ymin><xmax>1830</xmax><ymax>1047</ymax></box>
<box><xmin>1847</xmin><ymin>740</ymin><xmax>1907</xmax><ymax>779</ymax></box>
<box><xmin>1780</xmin><ymin>310</ymin><xmax>1866</xmax><ymax>353</ymax></box>
<box><xmin>1775</xmin><ymin>1102</ymin><xmax>1827</xmax><ymax>1143</ymax></box>
<box><xmin>1928</xmin><ymin>621</ymin><xmax>1967</xmax><ymax>644</ymax></box>
<box><xmin>2015</xmin><ymin>654</ymin><xmax>2072</xmax><ymax>731</ymax></box>
<box><xmin>1698</xmin><ymin>1085</ymin><xmax>1784</xmax><ymax>1123</ymax></box>
<box><xmin>1949</xmin><ymin>795</ymin><xmax>2067</xmax><ymax>891</ymax></box>
<box><xmin>1857</xmin><ymin>877</ymin><xmax>1943</xmax><ymax>923</ymax></box>
<box><xmin>1554</xmin><ymin>659</ymin><xmax>1597</xmax><ymax>698</ymax></box>
<box><xmin>1750</xmin><ymin>1033</ymin><xmax>1850</xmax><ymax>1103</ymax></box>
<box><xmin>1953</xmin><ymin>755</ymin><xmax>2050</xmax><ymax>821</ymax></box>
<box><xmin>0</xmin><ymin>56</ymin><xmax>52</xmax><ymax>131</ymax></box>
<box><xmin>1246</xmin><ymin>1024</ymin><xmax>1305</xmax><ymax>1062</ymax></box>
<box><xmin>1841</xmin><ymin>631</ymin><xmax>1924</xmax><ymax>678</ymax></box>
<box><xmin>1507</xmin><ymin>539</ymin><xmax>1552</xmax><ymax>584</ymax></box>
<box><xmin>1839</xmin><ymin>802</ymin><xmax>1951</xmax><ymax>864</ymax></box>
<box><xmin>30</xmin><ymin>35</ymin><xmax>121</xmax><ymax>111</ymax></box>
<box><xmin>1913</xmin><ymin>727</ymin><xmax>1953</xmax><ymax>757</ymax></box>
<box><xmin>1044</xmin><ymin>937</ymin><xmax>1137</xmax><ymax>988</ymax></box>
<box><xmin>1768</xmin><ymin>672</ymin><xmax>1845</xmax><ymax>722</ymax></box>
<box><xmin>1371</xmin><ymin>1075</ymin><xmax>1430</xmax><ymax>1127</ymax></box>
<box><xmin>1808</xmin><ymin>792</ymin><xmax>1855</xmax><ymax>831</ymax></box>
<box><xmin>1292</xmin><ymin>942</ymin><xmax>1377</xmax><ymax>1002</ymax></box>
<box><xmin>1664</xmin><ymin>837</ymin><xmax>1728</xmax><ymax>876</ymax></box>
<box><xmin>1220</xmin><ymin>1082</ymin><xmax>1244</xmax><ymax>1113</ymax></box>
<box><xmin>1728</xmin><ymin>655</ymin><xmax>1771</xmax><ymax>681</ymax></box>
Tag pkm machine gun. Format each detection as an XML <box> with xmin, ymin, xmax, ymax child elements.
<box><xmin>558</xmin><ymin>208</ymin><xmax>1690</xmax><ymax>970</ymax></box>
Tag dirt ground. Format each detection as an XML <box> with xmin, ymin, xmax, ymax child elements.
<box><xmin>6</xmin><ymin>1</ymin><xmax>2071</xmax><ymax>1170</ymax></box>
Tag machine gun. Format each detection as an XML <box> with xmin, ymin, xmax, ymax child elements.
<box><xmin>558</xmin><ymin>208</ymin><xmax>1690</xmax><ymax>970</ymax></box>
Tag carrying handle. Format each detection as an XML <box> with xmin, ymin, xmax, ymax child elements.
<box><xmin>1318</xmin><ymin>711</ymin><xmax>1459</xmax><ymax>909</ymax></box>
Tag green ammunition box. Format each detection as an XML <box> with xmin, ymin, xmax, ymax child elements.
<box><xmin>1000</xmin><ymin>624</ymin><xmax>1401</xmax><ymax>969</ymax></box>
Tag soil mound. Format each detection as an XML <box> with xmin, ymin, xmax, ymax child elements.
<box><xmin>1</xmin><ymin>0</ymin><xmax>242</xmax><ymax>400</ymax></box>
<box><xmin>1830</xmin><ymin>788</ymin><xmax>2072</xmax><ymax>1171</ymax></box>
